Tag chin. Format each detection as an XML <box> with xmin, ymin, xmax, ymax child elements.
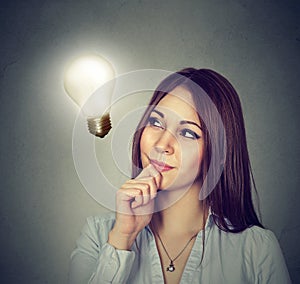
<box><xmin>159</xmin><ymin>180</ymin><xmax>184</xmax><ymax>191</ymax></box>
<box><xmin>162</xmin><ymin>178</ymin><xmax>199</xmax><ymax>192</ymax></box>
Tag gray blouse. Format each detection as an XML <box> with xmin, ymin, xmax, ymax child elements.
<box><xmin>68</xmin><ymin>211</ymin><xmax>291</xmax><ymax>284</ymax></box>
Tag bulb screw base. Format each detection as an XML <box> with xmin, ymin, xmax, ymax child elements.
<box><xmin>87</xmin><ymin>113</ymin><xmax>112</xmax><ymax>138</ymax></box>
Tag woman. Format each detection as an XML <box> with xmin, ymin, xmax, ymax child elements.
<box><xmin>69</xmin><ymin>68</ymin><xmax>291</xmax><ymax>283</ymax></box>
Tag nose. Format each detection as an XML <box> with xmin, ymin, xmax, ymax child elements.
<box><xmin>154</xmin><ymin>129</ymin><xmax>175</xmax><ymax>155</ymax></box>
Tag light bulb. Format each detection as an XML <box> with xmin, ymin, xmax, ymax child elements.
<box><xmin>64</xmin><ymin>54</ymin><xmax>115</xmax><ymax>138</ymax></box>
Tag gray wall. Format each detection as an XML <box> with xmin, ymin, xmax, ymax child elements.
<box><xmin>0</xmin><ymin>0</ymin><xmax>299</xmax><ymax>283</ymax></box>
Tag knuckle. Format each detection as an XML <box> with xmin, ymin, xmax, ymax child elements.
<box><xmin>150</xmin><ymin>178</ymin><xmax>156</xmax><ymax>187</ymax></box>
<box><xmin>142</xmin><ymin>183</ymin><xmax>150</xmax><ymax>190</ymax></box>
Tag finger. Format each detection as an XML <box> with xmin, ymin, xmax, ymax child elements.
<box><xmin>137</xmin><ymin>164</ymin><xmax>162</xmax><ymax>189</ymax></box>
<box><xmin>131</xmin><ymin>193</ymin><xmax>143</xmax><ymax>209</ymax></box>
<box><xmin>134</xmin><ymin>199</ymin><xmax>154</xmax><ymax>215</ymax></box>
<box><xmin>123</xmin><ymin>182</ymin><xmax>151</xmax><ymax>206</ymax></box>
<box><xmin>117</xmin><ymin>188</ymin><xmax>141</xmax><ymax>202</ymax></box>
<box><xmin>125</xmin><ymin>177</ymin><xmax>157</xmax><ymax>200</ymax></box>
<box><xmin>118</xmin><ymin>188</ymin><xmax>143</xmax><ymax>209</ymax></box>
<box><xmin>116</xmin><ymin>188</ymin><xmax>141</xmax><ymax>214</ymax></box>
<box><xmin>134</xmin><ymin>177</ymin><xmax>157</xmax><ymax>199</ymax></box>
<box><xmin>136</xmin><ymin>164</ymin><xmax>154</xmax><ymax>179</ymax></box>
<box><xmin>148</xmin><ymin>165</ymin><xmax>162</xmax><ymax>189</ymax></box>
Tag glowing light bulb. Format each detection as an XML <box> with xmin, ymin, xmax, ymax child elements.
<box><xmin>64</xmin><ymin>54</ymin><xmax>115</xmax><ymax>138</ymax></box>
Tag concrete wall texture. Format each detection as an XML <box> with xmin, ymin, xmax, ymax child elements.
<box><xmin>0</xmin><ymin>0</ymin><xmax>299</xmax><ymax>283</ymax></box>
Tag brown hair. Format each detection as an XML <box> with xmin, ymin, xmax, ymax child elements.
<box><xmin>132</xmin><ymin>68</ymin><xmax>264</xmax><ymax>233</ymax></box>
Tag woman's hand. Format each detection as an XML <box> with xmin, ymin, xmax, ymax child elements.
<box><xmin>108</xmin><ymin>164</ymin><xmax>161</xmax><ymax>250</ymax></box>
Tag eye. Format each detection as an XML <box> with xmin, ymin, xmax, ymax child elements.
<box><xmin>148</xmin><ymin>117</ymin><xmax>163</xmax><ymax>129</ymax></box>
<box><xmin>180</xmin><ymin>129</ymin><xmax>200</xmax><ymax>140</ymax></box>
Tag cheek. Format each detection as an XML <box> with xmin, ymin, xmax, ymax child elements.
<box><xmin>140</xmin><ymin>132</ymin><xmax>147</xmax><ymax>161</ymax></box>
<box><xmin>140</xmin><ymin>132</ymin><xmax>146</xmax><ymax>153</ymax></box>
<box><xmin>140</xmin><ymin>129</ymin><xmax>154</xmax><ymax>164</ymax></box>
<box><xmin>140</xmin><ymin>127</ymin><xmax>162</xmax><ymax>152</ymax></box>
<box><xmin>180</xmin><ymin>143</ymin><xmax>204</xmax><ymax>175</ymax></box>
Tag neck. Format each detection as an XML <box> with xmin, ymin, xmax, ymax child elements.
<box><xmin>152</xmin><ymin>184</ymin><xmax>209</xmax><ymax>237</ymax></box>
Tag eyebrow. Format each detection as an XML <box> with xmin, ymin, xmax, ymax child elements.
<box><xmin>180</xmin><ymin>120</ymin><xmax>203</xmax><ymax>131</ymax></box>
<box><xmin>152</xmin><ymin>109</ymin><xmax>203</xmax><ymax>131</ymax></box>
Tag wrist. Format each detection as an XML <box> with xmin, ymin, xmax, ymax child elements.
<box><xmin>108</xmin><ymin>229</ymin><xmax>138</xmax><ymax>251</ymax></box>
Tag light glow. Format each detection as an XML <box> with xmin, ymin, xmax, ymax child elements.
<box><xmin>64</xmin><ymin>54</ymin><xmax>115</xmax><ymax>116</ymax></box>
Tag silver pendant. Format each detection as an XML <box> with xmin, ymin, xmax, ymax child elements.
<box><xmin>167</xmin><ymin>261</ymin><xmax>175</xmax><ymax>272</ymax></box>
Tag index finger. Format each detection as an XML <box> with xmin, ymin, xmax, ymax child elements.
<box><xmin>136</xmin><ymin>164</ymin><xmax>162</xmax><ymax>188</ymax></box>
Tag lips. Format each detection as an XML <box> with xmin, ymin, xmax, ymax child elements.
<box><xmin>150</xmin><ymin>159</ymin><xmax>174</xmax><ymax>172</ymax></box>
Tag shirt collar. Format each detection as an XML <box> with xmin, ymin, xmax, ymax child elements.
<box><xmin>205</xmin><ymin>206</ymin><xmax>214</xmax><ymax>230</ymax></box>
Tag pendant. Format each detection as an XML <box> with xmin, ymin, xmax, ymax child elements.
<box><xmin>166</xmin><ymin>261</ymin><xmax>175</xmax><ymax>272</ymax></box>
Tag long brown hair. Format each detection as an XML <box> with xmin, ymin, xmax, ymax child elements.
<box><xmin>132</xmin><ymin>68</ymin><xmax>264</xmax><ymax>233</ymax></box>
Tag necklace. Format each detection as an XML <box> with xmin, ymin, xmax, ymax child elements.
<box><xmin>154</xmin><ymin>229</ymin><xmax>198</xmax><ymax>272</ymax></box>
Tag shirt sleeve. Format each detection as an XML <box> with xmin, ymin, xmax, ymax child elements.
<box><xmin>255</xmin><ymin>230</ymin><xmax>291</xmax><ymax>284</ymax></box>
<box><xmin>68</xmin><ymin>216</ymin><xmax>136</xmax><ymax>284</ymax></box>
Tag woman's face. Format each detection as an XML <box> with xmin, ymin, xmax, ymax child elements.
<box><xmin>140</xmin><ymin>86</ymin><xmax>205</xmax><ymax>191</ymax></box>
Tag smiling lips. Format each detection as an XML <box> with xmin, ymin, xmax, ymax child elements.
<box><xmin>150</xmin><ymin>159</ymin><xmax>174</xmax><ymax>172</ymax></box>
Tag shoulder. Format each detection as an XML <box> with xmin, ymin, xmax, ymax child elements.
<box><xmin>238</xmin><ymin>226</ymin><xmax>291</xmax><ymax>282</ymax></box>
<box><xmin>238</xmin><ymin>225</ymin><xmax>281</xmax><ymax>255</ymax></box>
<box><xmin>218</xmin><ymin>224</ymin><xmax>281</xmax><ymax>254</ymax></box>
<box><xmin>227</xmin><ymin>226</ymin><xmax>288</xmax><ymax>274</ymax></box>
<box><xmin>240</xmin><ymin>225</ymin><xmax>285</xmax><ymax>259</ymax></box>
<box><xmin>239</xmin><ymin>225</ymin><xmax>277</xmax><ymax>245</ymax></box>
<box><xmin>211</xmin><ymin>224</ymin><xmax>290</xmax><ymax>282</ymax></box>
<box><xmin>210</xmin><ymin>222</ymin><xmax>284</xmax><ymax>266</ymax></box>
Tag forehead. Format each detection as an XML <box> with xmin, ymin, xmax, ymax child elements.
<box><xmin>155</xmin><ymin>86</ymin><xmax>199</xmax><ymax>122</ymax></box>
